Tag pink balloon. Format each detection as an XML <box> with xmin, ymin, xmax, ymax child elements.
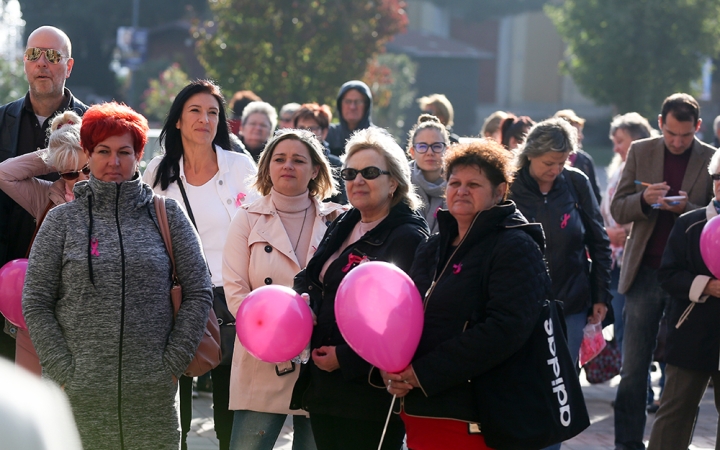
<box><xmin>235</xmin><ymin>285</ymin><xmax>313</xmax><ymax>363</ymax></box>
<box><xmin>335</xmin><ymin>261</ymin><xmax>423</xmax><ymax>373</ymax></box>
<box><xmin>701</xmin><ymin>215</ymin><xmax>720</xmax><ymax>279</ymax></box>
<box><xmin>0</xmin><ymin>259</ymin><xmax>28</xmax><ymax>330</ymax></box>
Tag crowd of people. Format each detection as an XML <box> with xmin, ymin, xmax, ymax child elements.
<box><xmin>2</xmin><ymin>24</ymin><xmax>720</xmax><ymax>450</ymax></box>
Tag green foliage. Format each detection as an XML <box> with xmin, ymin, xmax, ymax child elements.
<box><xmin>0</xmin><ymin>57</ymin><xmax>25</xmax><ymax>104</ymax></box>
<box><xmin>141</xmin><ymin>63</ymin><xmax>191</xmax><ymax>123</ymax></box>
<box><xmin>363</xmin><ymin>53</ymin><xmax>416</xmax><ymax>141</ymax></box>
<box><xmin>195</xmin><ymin>0</ymin><xmax>408</xmax><ymax>107</ymax></box>
<box><xmin>17</xmin><ymin>0</ymin><xmax>207</xmax><ymax>99</ymax></box>
<box><xmin>546</xmin><ymin>0</ymin><xmax>720</xmax><ymax>117</ymax></box>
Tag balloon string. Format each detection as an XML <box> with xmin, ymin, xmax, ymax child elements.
<box><xmin>377</xmin><ymin>394</ymin><xmax>396</xmax><ymax>450</ymax></box>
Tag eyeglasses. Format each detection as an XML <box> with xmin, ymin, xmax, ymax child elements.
<box><xmin>340</xmin><ymin>166</ymin><xmax>390</xmax><ymax>181</ymax></box>
<box><xmin>59</xmin><ymin>163</ymin><xmax>90</xmax><ymax>180</ymax></box>
<box><xmin>414</xmin><ymin>142</ymin><xmax>447</xmax><ymax>154</ymax></box>
<box><xmin>24</xmin><ymin>47</ymin><xmax>66</xmax><ymax>64</ymax></box>
<box><xmin>712</xmin><ymin>173</ymin><xmax>720</xmax><ymax>181</ymax></box>
<box><xmin>301</xmin><ymin>126</ymin><xmax>323</xmax><ymax>134</ymax></box>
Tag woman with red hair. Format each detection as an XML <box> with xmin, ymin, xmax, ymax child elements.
<box><xmin>23</xmin><ymin>102</ymin><xmax>213</xmax><ymax>450</ymax></box>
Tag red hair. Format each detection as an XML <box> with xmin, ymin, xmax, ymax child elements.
<box><xmin>80</xmin><ymin>102</ymin><xmax>149</xmax><ymax>158</ymax></box>
<box><xmin>293</xmin><ymin>103</ymin><xmax>333</xmax><ymax>129</ymax></box>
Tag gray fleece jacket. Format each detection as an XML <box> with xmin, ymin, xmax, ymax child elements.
<box><xmin>22</xmin><ymin>174</ymin><xmax>212</xmax><ymax>450</ymax></box>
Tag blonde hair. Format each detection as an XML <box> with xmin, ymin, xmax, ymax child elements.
<box><xmin>480</xmin><ymin>110</ymin><xmax>509</xmax><ymax>137</ymax></box>
<box><xmin>417</xmin><ymin>94</ymin><xmax>454</xmax><ymax>128</ymax></box>
<box><xmin>254</xmin><ymin>129</ymin><xmax>338</xmax><ymax>200</ymax></box>
<box><xmin>344</xmin><ymin>127</ymin><xmax>421</xmax><ymax>211</ymax></box>
<box><xmin>43</xmin><ymin>110</ymin><xmax>83</xmax><ymax>171</ymax></box>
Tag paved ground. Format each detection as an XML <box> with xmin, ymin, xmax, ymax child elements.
<box><xmin>187</xmin><ymin>367</ymin><xmax>718</xmax><ymax>449</ymax></box>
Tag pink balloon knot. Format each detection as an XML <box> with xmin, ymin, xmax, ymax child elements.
<box><xmin>452</xmin><ymin>262</ymin><xmax>462</xmax><ymax>274</ymax></box>
<box><xmin>342</xmin><ymin>254</ymin><xmax>370</xmax><ymax>273</ymax></box>
<box><xmin>90</xmin><ymin>238</ymin><xmax>100</xmax><ymax>257</ymax></box>
<box><xmin>235</xmin><ymin>192</ymin><xmax>246</xmax><ymax>207</ymax></box>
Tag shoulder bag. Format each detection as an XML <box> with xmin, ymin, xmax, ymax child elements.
<box><xmin>154</xmin><ymin>195</ymin><xmax>222</xmax><ymax>377</ymax></box>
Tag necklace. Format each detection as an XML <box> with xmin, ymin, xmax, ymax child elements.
<box><xmin>293</xmin><ymin>206</ymin><xmax>310</xmax><ymax>253</ymax></box>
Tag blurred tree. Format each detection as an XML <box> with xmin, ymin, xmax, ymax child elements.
<box><xmin>17</xmin><ymin>0</ymin><xmax>206</xmax><ymax>100</ymax></box>
<box><xmin>195</xmin><ymin>0</ymin><xmax>408</xmax><ymax>108</ymax></box>
<box><xmin>0</xmin><ymin>57</ymin><xmax>25</xmax><ymax>104</ymax></box>
<box><xmin>546</xmin><ymin>0</ymin><xmax>720</xmax><ymax>117</ymax></box>
<box><xmin>363</xmin><ymin>53</ymin><xmax>416</xmax><ymax>142</ymax></box>
<box><xmin>141</xmin><ymin>63</ymin><xmax>191</xmax><ymax>123</ymax></box>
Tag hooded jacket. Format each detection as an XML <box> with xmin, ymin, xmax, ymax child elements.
<box><xmin>22</xmin><ymin>174</ymin><xmax>212</xmax><ymax>450</ymax></box>
<box><xmin>509</xmin><ymin>166</ymin><xmax>612</xmax><ymax>316</ymax></box>
<box><xmin>401</xmin><ymin>202</ymin><xmax>551</xmax><ymax>422</ymax></box>
<box><xmin>326</xmin><ymin>80</ymin><xmax>374</xmax><ymax>157</ymax></box>
<box><xmin>290</xmin><ymin>202</ymin><xmax>428</xmax><ymax>420</ymax></box>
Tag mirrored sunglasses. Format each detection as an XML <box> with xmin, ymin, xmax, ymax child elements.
<box><xmin>24</xmin><ymin>47</ymin><xmax>66</xmax><ymax>64</ymax></box>
<box><xmin>59</xmin><ymin>164</ymin><xmax>90</xmax><ymax>181</ymax></box>
<box><xmin>340</xmin><ymin>166</ymin><xmax>390</xmax><ymax>181</ymax></box>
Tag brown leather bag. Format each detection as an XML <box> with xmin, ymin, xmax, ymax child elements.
<box><xmin>154</xmin><ymin>196</ymin><xmax>222</xmax><ymax>377</ymax></box>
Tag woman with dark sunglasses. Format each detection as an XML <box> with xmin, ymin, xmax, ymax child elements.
<box><xmin>407</xmin><ymin>114</ymin><xmax>450</xmax><ymax>234</ymax></box>
<box><xmin>0</xmin><ymin>110</ymin><xmax>86</xmax><ymax>375</ymax></box>
<box><xmin>290</xmin><ymin>127</ymin><xmax>429</xmax><ymax>450</ymax></box>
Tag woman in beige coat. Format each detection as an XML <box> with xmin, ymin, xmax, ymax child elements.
<box><xmin>0</xmin><ymin>111</ymin><xmax>86</xmax><ymax>375</ymax></box>
<box><xmin>222</xmin><ymin>129</ymin><xmax>344</xmax><ymax>450</ymax></box>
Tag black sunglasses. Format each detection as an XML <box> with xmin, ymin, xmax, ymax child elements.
<box><xmin>340</xmin><ymin>166</ymin><xmax>390</xmax><ymax>181</ymax></box>
<box><xmin>24</xmin><ymin>47</ymin><xmax>66</xmax><ymax>64</ymax></box>
<box><xmin>59</xmin><ymin>163</ymin><xmax>90</xmax><ymax>180</ymax></box>
<box><xmin>712</xmin><ymin>173</ymin><xmax>720</xmax><ymax>181</ymax></box>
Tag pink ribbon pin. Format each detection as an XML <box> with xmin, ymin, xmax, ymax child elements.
<box><xmin>235</xmin><ymin>192</ymin><xmax>246</xmax><ymax>207</ymax></box>
<box><xmin>90</xmin><ymin>238</ymin><xmax>100</xmax><ymax>257</ymax></box>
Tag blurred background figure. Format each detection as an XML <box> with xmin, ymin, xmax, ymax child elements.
<box><xmin>240</xmin><ymin>101</ymin><xmax>277</xmax><ymax>162</ymax></box>
<box><xmin>228</xmin><ymin>90</ymin><xmax>262</xmax><ymax>135</ymax></box>
<box><xmin>0</xmin><ymin>111</ymin><xmax>86</xmax><ymax>376</ymax></box>
<box><xmin>500</xmin><ymin>114</ymin><xmax>534</xmax><ymax>151</ymax></box>
<box><xmin>712</xmin><ymin>114</ymin><xmax>720</xmax><ymax>148</ymax></box>
<box><xmin>293</xmin><ymin>103</ymin><xmax>346</xmax><ymax>204</ymax></box>
<box><xmin>604</xmin><ymin>112</ymin><xmax>656</xmax><ymax>354</ymax></box>
<box><xmin>417</xmin><ymin>94</ymin><xmax>460</xmax><ymax>144</ymax></box>
<box><xmin>554</xmin><ymin>109</ymin><xmax>602</xmax><ymax>204</ymax></box>
<box><xmin>279</xmin><ymin>103</ymin><xmax>301</xmax><ymax>129</ymax></box>
<box><xmin>0</xmin><ymin>358</ymin><xmax>82</xmax><ymax>450</ymax></box>
<box><xmin>407</xmin><ymin>114</ymin><xmax>449</xmax><ymax>234</ymax></box>
<box><xmin>480</xmin><ymin>110</ymin><xmax>509</xmax><ymax>143</ymax></box>
<box><xmin>326</xmin><ymin>80</ymin><xmax>374</xmax><ymax>157</ymax></box>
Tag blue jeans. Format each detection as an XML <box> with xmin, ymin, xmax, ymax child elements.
<box><xmin>613</xmin><ymin>265</ymin><xmax>670</xmax><ymax>449</ymax></box>
<box><xmin>543</xmin><ymin>311</ymin><xmax>587</xmax><ymax>450</ymax></box>
<box><xmin>229</xmin><ymin>410</ymin><xmax>316</xmax><ymax>450</ymax></box>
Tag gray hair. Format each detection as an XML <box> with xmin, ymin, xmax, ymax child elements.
<box><xmin>242</xmin><ymin>101</ymin><xmax>278</xmax><ymax>131</ymax></box>
<box><xmin>343</xmin><ymin>127</ymin><xmax>422</xmax><ymax>211</ymax></box>
<box><xmin>609</xmin><ymin>112</ymin><xmax>656</xmax><ymax>141</ymax></box>
<box><xmin>516</xmin><ymin>118</ymin><xmax>578</xmax><ymax>169</ymax></box>
<box><xmin>713</xmin><ymin>115</ymin><xmax>720</xmax><ymax>132</ymax></box>
<box><xmin>43</xmin><ymin>110</ymin><xmax>82</xmax><ymax>171</ymax></box>
<box><xmin>709</xmin><ymin>149</ymin><xmax>720</xmax><ymax>175</ymax></box>
<box><xmin>279</xmin><ymin>103</ymin><xmax>301</xmax><ymax>118</ymax></box>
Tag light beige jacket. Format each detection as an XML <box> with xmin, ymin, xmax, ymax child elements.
<box><xmin>222</xmin><ymin>193</ymin><xmax>344</xmax><ymax>414</ymax></box>
<box><xmin>0</xmin><ymin>150</ymin><xmax>65</xmax><ymax>221</ymax></box>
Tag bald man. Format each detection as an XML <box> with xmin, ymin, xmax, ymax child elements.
<box><xmin>0</xmin><ymin>26</ymin><xmax>88</xmax><ymax>360</ymax></box>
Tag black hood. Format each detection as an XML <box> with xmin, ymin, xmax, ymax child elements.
<box><xmin>335</xmin><ymin>80</ymin><xmax>373</xmax><ymax>130</ymax></box>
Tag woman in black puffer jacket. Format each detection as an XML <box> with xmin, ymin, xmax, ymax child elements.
<box><xmin>381</xmin><ymin>139</ymin><xmax>551</xmax><ymax>449</ymax></box>
<box><xmin>508</xmin><ymin>118</ymin><xmax>612</xmax><ymax>369</ymax></box>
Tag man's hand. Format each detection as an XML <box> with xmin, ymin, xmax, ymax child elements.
<box><xmin>587</xmin><ymin>303</ymin><xmax>608</xmax><ymax>324</ymax></box>
<box><xmin>642</xmin><ymin>182</ymin><xmax>670</xmax><ymax>206</ymax></box>
<box><xmin>606</xmin><ymin>226</ymin><xmax>627</xmax><ymax>247</ymax></box>
<box><xmin>658</xmin><ymin>190</ymin><xmax>688</xmax><ymax>214</ymax></box>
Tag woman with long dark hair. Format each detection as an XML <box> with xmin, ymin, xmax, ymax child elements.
<box><xmin>143</xmin><ymin>79</ymin><xmax>259</xmax><ymax>450</ymax></box>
